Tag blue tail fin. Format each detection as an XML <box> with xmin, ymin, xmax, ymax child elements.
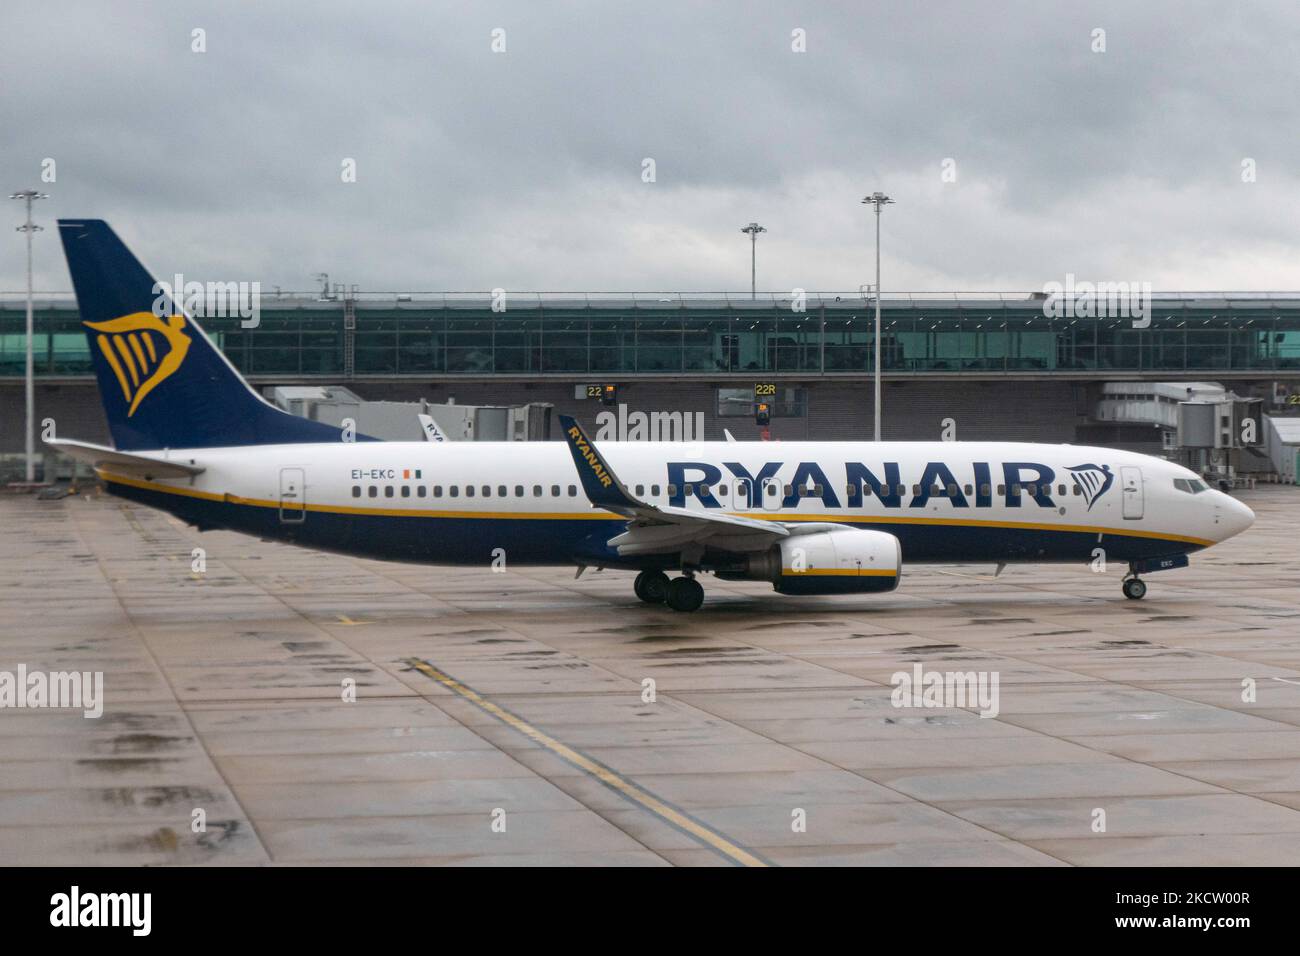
<box><xmin>59</xmin><ymin>219</ymin><xmax>360</xmax><ymax>450</ymax></box>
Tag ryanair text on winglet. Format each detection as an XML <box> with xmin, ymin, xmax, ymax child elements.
<box><xmin>568</xmin><ymin>426</ymin><xmax>614</xmax><ymax>488</ymax></box>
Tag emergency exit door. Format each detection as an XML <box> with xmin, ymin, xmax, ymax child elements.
<box><xmin>279</xmin><ymin>468</ymin><xmax>306</xmax><ymax>523</ymax></box>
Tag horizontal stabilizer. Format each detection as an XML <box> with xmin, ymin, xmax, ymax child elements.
<box><xmin>46</xmin><ymin>438</ymin><xmax>204</xmax><ymax>479</ymax></box>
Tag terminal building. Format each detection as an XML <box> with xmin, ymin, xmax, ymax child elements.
<box><xmin>3</xmin><ymin>290</ymin><xmax>1300</xmax><ymax>481</ymax></box>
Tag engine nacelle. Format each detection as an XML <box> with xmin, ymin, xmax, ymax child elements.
<box><xmin>728</xmin><ymin>528</ymin><xmax>902</xmax><ymax>595</ymax></box>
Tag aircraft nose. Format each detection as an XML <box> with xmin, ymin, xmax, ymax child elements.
<box><xmin>1216</xmin><ymin>493</ymin><xmax>1255</xmax><ymax>540</ymax></box>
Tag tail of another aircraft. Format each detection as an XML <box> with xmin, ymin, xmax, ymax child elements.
<box><xmin>58</xmin><ymin>219</ymin><xmax>358</xmax><ymax>451</ymax></box>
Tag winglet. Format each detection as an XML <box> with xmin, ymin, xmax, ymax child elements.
<box><xmin>557</xmin><ymin>414</ymin><xmax>641</xmax><ymax>512</ymax></box>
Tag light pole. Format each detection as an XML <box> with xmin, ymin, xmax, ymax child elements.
<box><xmin>740</xmin><ymin>222</ymin><xmax>766</xmax><ymax>299</ymax></box>
<box><xmin>10</xmin><ymin>190</ymin><xmax>48</xmax><ymax>483</ymax></box>
<box><xmin>860</xmin><ymin>192</ymin><xmax>893</xmax><ymax>441</ymax></box>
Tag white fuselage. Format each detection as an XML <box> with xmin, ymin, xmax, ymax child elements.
<box><xmin>98</xmin><ymin>440</ymin><xmax>1253</xmax><ymax>570</ymax></box>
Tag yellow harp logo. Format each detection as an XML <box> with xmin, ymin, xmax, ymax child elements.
<box><xmin>84</xmin><ymin>312</ymin><xmax>192</xmax><ymax>417</ymax></box>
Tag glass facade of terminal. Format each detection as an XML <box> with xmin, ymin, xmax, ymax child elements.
<box><xmin>3</xmin><ymin>296</ymin><xmax>1300</xmax><ymax>378</ymax></box>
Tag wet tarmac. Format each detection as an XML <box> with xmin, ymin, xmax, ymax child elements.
<box><xmin>2</xmin><ymin>486</ymin><xmax>1299</xmax><ymax>866</ymax></box>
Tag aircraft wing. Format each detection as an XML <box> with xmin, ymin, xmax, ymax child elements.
<box><xmin>557</xmin><ymin>414</ymin><xmax>788</xmax><ymax>556</ymax></box>
<box><xmin>46</xmin><ymin>438</ymin><xmax>205</xmax><ymax>479</ymax></box>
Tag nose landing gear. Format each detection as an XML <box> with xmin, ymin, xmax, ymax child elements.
<box><xmin>1122</xmin><ymin>575</ymin><xmax>1147</xmax><ymax>600</ymax></box>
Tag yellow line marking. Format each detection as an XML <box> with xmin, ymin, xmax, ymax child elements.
<box><xmin>404</xmin><ymin>658</ymin><xmax>770</xmax><ymax>867</ymax></box>
<box><xmin>95</xmin><ymin>471</ymin><xmax>1214</xmax><ymax>547</ymax></box>
<box><xmin>335</xmin><ymin>614</ymin><xmax>372</xmax><ymax>626</ymax></box>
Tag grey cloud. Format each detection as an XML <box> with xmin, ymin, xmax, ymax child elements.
<box><xmin>2</xmin><ymin>0</ymin><xmax>1297</xmax><ymax>294</ymax></box>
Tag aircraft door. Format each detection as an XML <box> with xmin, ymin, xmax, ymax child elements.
<box><xmin>762</xmin><ymin>478</ymin><xmax>783</xmax><ymax>511</ymax></box>
<box><xmin>733</xmin><ymin>478</ymin><xmax>752</xmax><ymax>511</ymax></box>
<box><xmin>279</xmin><ymin>467</ymin><xmax>306</xmax><ymax>523</ymax></box>
<box><xmin>1120</xmin><ymin>466</ymin><xmax>1143</xmax><ymax>519</ymax></box>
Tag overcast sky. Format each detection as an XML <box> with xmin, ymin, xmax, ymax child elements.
<box><xmin>3</xmin><ymin>1</ymin><xmax>1297</xmax><ymax>294</ymax></box>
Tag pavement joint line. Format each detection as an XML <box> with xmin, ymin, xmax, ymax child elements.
<box><xmin>403</xmin><ymin>657</ymin><xmax>773</xmax><ymax>867</ymax></box>
<box><xmin>66</xmin><ymin>497</ymin><xmax>275</xmax><ymax>863</ymax></box>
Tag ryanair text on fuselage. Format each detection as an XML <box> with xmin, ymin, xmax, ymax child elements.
<box><xmin>664</xmin><ymin>459</ymin><xmax>1115</xmax><ymax>511</ymax></box>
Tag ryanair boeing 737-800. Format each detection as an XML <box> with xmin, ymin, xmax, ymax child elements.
<box><xmin>47</xmin><ymin>220</ymin><xmax>1254</xmax><ymax>612</ymax></box>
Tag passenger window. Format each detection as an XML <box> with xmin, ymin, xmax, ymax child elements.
<box><xmin>450</xmin><ymin>486</ymin><xmax>459</xmax><ymax>497</ymax></box>
<box><xmin>980</xmin><ymin>483</ymin><xmax>991</xmax><ymax>497</ymax></box>
<box><xmin>481</xmin><ymin>485</ymin><xmax>490</xmax><ymax>497</ymax></box>
<box><xmin>466</xmin><ymin>486</ymin><xmax>475</xmax><ymax>498</ymax></box>
<box><xmin>1057</xmin><ymin>484</ymin><xmax>1066</xmax><ymax>497</ymax></box>
<box><xmin>963</xmin><ymin>484</ymin><xmax>973</xmax><ymax>496</ymax></box>
<box><xmin>499</xmin><ymin>485</ymin><xmax>507</xmax><ymax>497</ymax></box>
<box><xmin>1011</xmin><ymin>484</ymin><xmax>1021</xmax><ymax>496</ymax></box>
<box><xmin>533</xmin><ymin>485</ymin><xmax>542</xmax><ymax>497</ymax></box>
<box><xmin>947</xmin><ymin>484</ymin><xmax>958</xmax><ymax>497</ymax></box>
<box><xmin>684</xmin><ymin>485</ymin><xmax>694</xmax><ymax>497</ymax></box>
<box><xmin>433</xmin><ymin>486</ymin><xmax>442</xmax><ymax>497</ymax></box>
<box><xmin>568</xmin><ymin>485</ymin><xmax>577</xmax><ymax>497</ymax></box>
<box><xmin>814</xmin><ymin>484</ymin><xmax>823</xmax><ymax>496</ymax></box>
<box><xmin>352</xmin><ymin>486</ymin><xmax>361</xmax><ymax>498</ymax></box>
<box><xmin>997</xmin><ymin>484</ymin><xmax>1006</xmax><ymax>496</ymax></box>
<box><xmin>666</xmin><ymin>484</ymin><xmax>677</xmax><ymax>496</ymax></box>
<box><xmin>417</xmin><ymin>486</ymin><xmax>427</xmax><ymax>498</ymax></box>
<box><xmin>635</xmin><ymin>484</ymin><xmax>644</xmax><ymax>496</ymax></box>
<box><xmin>551</xmin><ymin>485</ymin><xmax>560</xmax><ymax>496</ymax></box>
<box><xmin>896</xmin><ymin>484</ymin><xmax>906</xmax><ymax>496</ymax></box>
<box><xmin>783</xmin><ymin>484</ymin><xmax>793</xmax><ymax>497</ymax></box>
<box><xmin>912</xmin><ymin>484</ymin><xmax>921</xmax><ymax>496</ymax></box>
<box><xmin>401</xmin><ymin>486</ymin><xmax>410</xmax><ymax>498</ymax></box>
<box><xmin>368</xmin><ymin>486</ymin><xmax>377</xmax><ymax>498</ymax></box>
<box><xmin>384</xmin><ymin>486</ymin><xmax>394</xmax><ymax>498</ymax></box>
<box><xmin>514</xmin><ymin>485</ymin><xmax>523</xmax><ymax>497</ymax></box>
<box><xmin>862</xmin><ymin>485</ymin><xmax>872</xmax><ymax>497</ymax></box>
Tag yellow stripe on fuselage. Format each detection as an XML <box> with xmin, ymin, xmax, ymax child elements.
<box><xmin>95</xmin><ymin>470</ymin><xmax>1215</xmax><ymax>547</ymax></box>
<box><xmin>781</xmin><ymin>567</ymin><xmax>897</xmax><ymax>576</ymax></box>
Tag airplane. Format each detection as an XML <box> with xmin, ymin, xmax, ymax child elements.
<box><xmin>46</xmin><ymin>219</ymin><xmax>1255</xmax><ymax>612</ymax></box>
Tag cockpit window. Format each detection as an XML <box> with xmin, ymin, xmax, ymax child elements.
<box><xmin>1173</xmin><ymin>478</ymin><xmax>1209</xmax><ymax>494</ymax></box>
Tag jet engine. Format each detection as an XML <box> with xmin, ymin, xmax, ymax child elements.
<box><xmin>722</xmin><ymin>528</ymin><xmax>902</xmax><ymax>595</ymax></box>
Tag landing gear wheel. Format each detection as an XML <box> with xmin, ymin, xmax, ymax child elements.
<box><xmin>665</xmin><ymin>576</ymin><xmax>705</xmax><ymax>613</ymax></box>
<box><xmin>1122</xmin><ymin>577</ymin><xmax>1147</xmax><ymax>600</ymax></box>
<box><xmin>634</xmin><ymin>570</ymin><xmax>670</xmax><ymax>604</ymax></box>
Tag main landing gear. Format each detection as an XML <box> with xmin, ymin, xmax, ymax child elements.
<box><xmin>634</xmin><ymin>570</ymin><xmax>704</xmax><ymax>612</ymax></box>
<box><xmin>633</xmin><ymin>570</ymin><xmax>669</xmax><ymax>604</ymax></box>
<box><xmin>1122</xmin><ymin>575</ymin><xmax>1147</xmax><ymax>600</ymax></box>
